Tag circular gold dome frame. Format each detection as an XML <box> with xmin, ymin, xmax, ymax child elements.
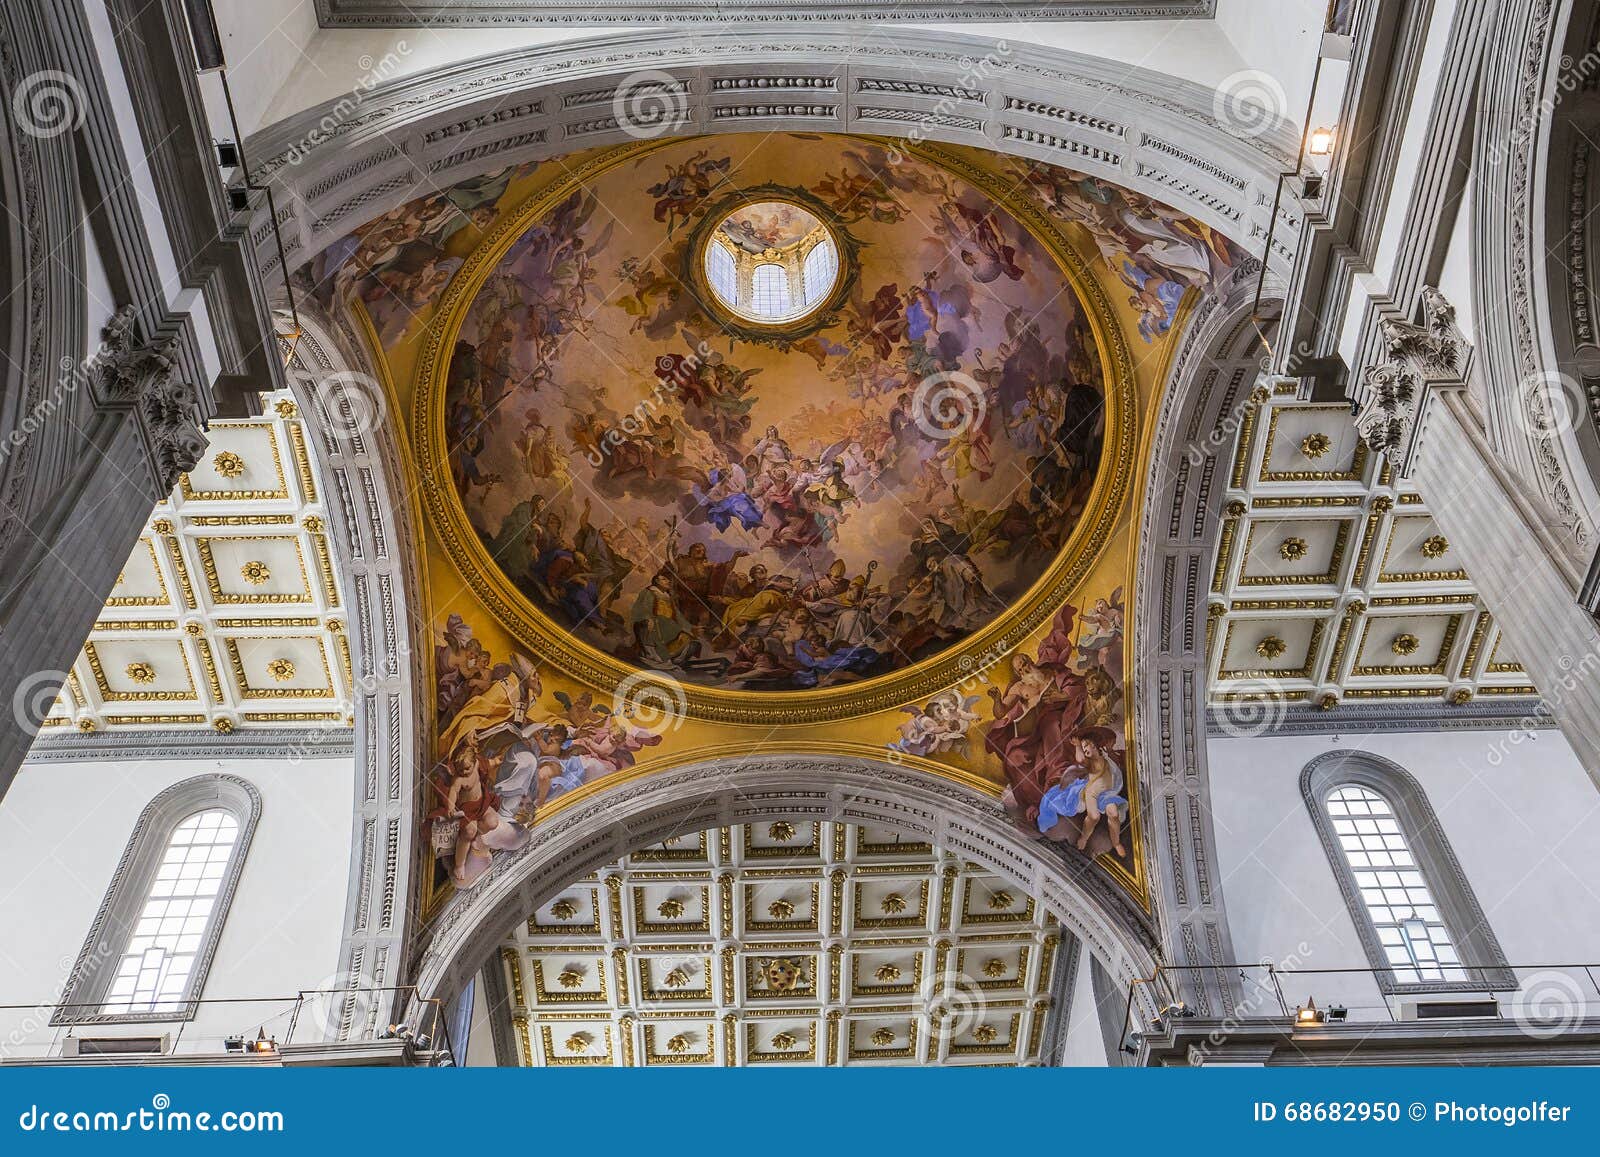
<box><xmin>685</xmin><ymin>184</ymin><xmax>862</xmax><ymax>344</ymax></box>
<box><xmin>412</xmin><ymin>136</ymin><xmax>1139</xmax><ymax>726</ymax></box>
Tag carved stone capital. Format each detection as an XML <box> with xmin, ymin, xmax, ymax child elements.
<box><xmin>88</xmin><ymin>306</ymin><xmax>207</xmax><ymax>496</ymax></box>
<box><xmin>1351</xmin><ymin>287</ymin><xmax>1469</xmax><ymax>476</ymax></box>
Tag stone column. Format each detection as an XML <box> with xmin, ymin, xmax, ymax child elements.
<box><xmin>1350</xmin><ymin>288</ymin><xmax>1600</xmax><ymax>779</ymax></box>
<box><xmin>0</xmin><ymin>308</ymin><xmax>207</xmax><ymax>792</ymax></box>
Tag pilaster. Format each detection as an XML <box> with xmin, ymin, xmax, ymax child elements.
<box><xmin>1352</xmin><ymin>287</ymin><xmax>1600</xmax><ymax>779</ymax></box>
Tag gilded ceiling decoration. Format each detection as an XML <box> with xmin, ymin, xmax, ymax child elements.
<box><xmin>43</xmin><ymin>392</ymin><xmax>353</xmax><ymax>734</ymax></box>
<box><xmin>1208</xmin><ymin>388</ymin><xmax>1539</xmax><ymax>717</ymax></box>
<box><xmin>303</xmin><ymin>130</ymin><xmax>1247</xmax><ymax>914</ymax></box>
<box><xmin>494</xmin><ymin>821</ymin><xmax>1062</xmax><ymax>1067</ymax></box>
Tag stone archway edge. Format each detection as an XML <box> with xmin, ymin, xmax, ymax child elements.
<box><xmin>244</xmin><ymin>27</ymin><xmax>1299</xmax><ymax>286</ymax></box>
<box><xmin>408</xmin><ymin>753</ymin><xmax>1163</xmax><ymax>1017</ymax></box>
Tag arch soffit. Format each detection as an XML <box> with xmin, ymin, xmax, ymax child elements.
<box><xmin>245</xmin><ymin>28</ymin><xmax>1298</xmax><ymax>288</ymax></box>
<box><xmin>283</xmin><ymin>308</ymin><xmax>430</xmax><ymax>1038</ymax></box>
<box><xmin>1126</xmin><ymin>275</ymin><xmax>1276</xmax><ymax>1015</ymax></box>
<box><xmin>410</xmin><ymin>753</ymin><xmax>1164</xmax><ymax>1014</ymax></box>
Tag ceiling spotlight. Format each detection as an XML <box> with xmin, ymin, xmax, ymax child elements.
<box><xmin>225</xmin><ymin>184</ymin><xmax>252</xmax><ymax>214</ymax></box>
<box><xmin>1326</xmin><ymin>1004</ymin><xmax>1349</xmax><ymax>1023</ymax></box>
<box><xmin>1295</xmin><ymin>997</ymin><xmax>1327</xmax><ymax>1026</ymax></box>
<box><xmin>1307</xmin><ymin>126</ymin><xmax>1337</xmax><ymax>156</ymax></box>
<box><xmin>215</xmin><ymin>140</ymin><xmax>240</xmax><ymax>169</ymax></box>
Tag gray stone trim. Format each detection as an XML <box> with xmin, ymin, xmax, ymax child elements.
<box><xmin>53</xmin><ymin>774</ymin><xmax>263</xmax><ymax>1025</ymax></box>
<box><xmin>477</xmin><ymin>954</ymin><xmax>521</xmax><ymax>1068</ymax></box>
<box><xmin>25</xmin><ymin>727</ymin><xmax>355</xmax><ymax>762</ymax></box>
<box><xmin>1471</xmin><ymin>0</ymin><xmax>1600</xmax><ymax>548</ymax></box>
<box><xmin>315</xmin><ymin>1</ymin><xmax>1215</xmax><ymax>25</ymax></box>
<box><xmin>1036</xmin><ymin>929</ymin><xmax>1082</xmax><ymax>1066</ymax></box>
<box><xmin>1299</xmin><ymin>749</ymin><xmax>1516</xmax><ymax>996</ymax></box>
<box><xmin>244</xmin><ymin>27</ymin><xmax>1296</xmax><ymax>288</ymax></box>
<box><xmin>0</xmin><ymin>0</ymin><xmax>279</xmax><ymax>799</ymax></box>
<box><xmin>1089</xmin><ymin>954</ymin><xmax>1129</xmax><ymax>1065</ymax></box>
<box><xmin>408</xmin><ymin>754</ymin><xmax>1164</xmax><ymax>1025</ymax></box>
<box><xmin>1206</xmin><ymin>699</ymin><xmax>1554</xmax><ymax>737</ymax></box>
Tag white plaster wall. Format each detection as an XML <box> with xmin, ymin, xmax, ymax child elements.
<box><xmin>1434</xmin><ymin>171</ymin><xmax>1475</xmax><ymax>345</ymax></box>
<box><xmin>1208</xmin><ymin>725</ymin><xmax>1600</xmax><ymax>1019</ymax></box>
<box><xmin>0</xmin><ymin>753</ymin><xmax>353</xmax><ymax>1059</ymax></box>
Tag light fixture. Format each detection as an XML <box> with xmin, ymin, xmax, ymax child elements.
<box><xmin>1326</xmin><ymin>1004</ymin><xmax>1349</xmax><ymax>1023</ymax></box>
<box><xmin>1295</xmin><ymin>997</ymin><xmax>1326</xmax><ymax>1025</ymax></box>
<box><xmin>245</xmin><ymin>1028</ymin><xmax>277</xmax><ymax>1054</ymax></box>
<box><xmin>1307</xmin><ymin>126</ymin><xmax>1337</xmax><ymax>156</ymax></box>
<box><xmin>214</xmin><ymin>140</ymin><xmax>240</xmax><ymax>169</ymax></box>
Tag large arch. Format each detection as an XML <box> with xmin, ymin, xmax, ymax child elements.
<box><xmin>1129</xmin><ymin>270</ymin><xmax>1276</xmax><ymax>1018</ymax></box>
<box><xmin>409</xmin><ymin>753</ymin><xmax>1163</xmax><ymax>1021</ymax></box>
<box><xmin>1475</xmin><ymin>0</ymin><xmax>1600</xmax><ymax>554</ymax></box>
<box><xmin>243</xmin><ymin>26</ymin><xmax>1298</xmax><ymax>288</ymax></box>
<box><xmin>283</xmin><ymin>309</ymin><xmax>429</xmax><ymax>1040</ymax></box>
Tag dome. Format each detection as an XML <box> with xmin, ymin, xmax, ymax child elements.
<box><xmin>443</xmin><ymin>133</ymin><xmax>1108</xmax><ymax>693</ymax></box>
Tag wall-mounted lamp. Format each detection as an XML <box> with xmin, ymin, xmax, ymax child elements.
<box><xmin>1307</xmin><ymin>126</ymin><xmax>1337</xmax><ymax>156</ymax></box>
<box><xmin>1295</xmin><ymin>997</ymin><xmax>1327</xmax><ymax>1025</ymax></box>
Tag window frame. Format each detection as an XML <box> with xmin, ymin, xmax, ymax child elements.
<box><xmin>53</xmin><ymin>774</ymin><xmax>262</xmax><ymax>1025</ymax></box>
<box><xmin>1301</xmin><ymin>751</ymin><xmax>1513</xmax><ymax>996</ymax></box>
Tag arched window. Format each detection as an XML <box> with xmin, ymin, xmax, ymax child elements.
<box><xmin>749</xmin><ymin>263</ymin><xmax>791</xmax><ymax>318</ymax></box>
<box><xmin>801</xmin><ymin>238</ymin><xmax>838</xmax><ymax>306</ymax></box>
<box><xmin>1302</xmin><ymin>753</ymin><xmax>1512</xmax><ymax>994</ymax></box>
<box><xmin>706</xmin><ymin>240</ymin><xmax>737</xmax><ymax>305</ymax></box>
<box><xmin>55</xmin><ymin>775</ymin><xmax>261</xmax><ymax>1024</ymax></box>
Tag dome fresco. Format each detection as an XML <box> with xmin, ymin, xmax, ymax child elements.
<box><xmin>442</xmin><ymin>134</ymin><xmax>1109</xmax><ymax>692</ymax></box>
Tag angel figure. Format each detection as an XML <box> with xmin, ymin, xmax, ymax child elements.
<box><xmin>889</xmin><ymin>690</ymin><xmax>983</xmax><ymax>758</ymax></box>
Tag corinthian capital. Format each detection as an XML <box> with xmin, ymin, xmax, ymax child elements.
<box><xmin>1350</xmin><ymin>287</ymin><xmax>1469</xmax><ymax>477</ymax></box>
<box><xmin>88</xmin><ymin>306</ymin><xmax>208</xmax><ymax>496</ymax></box>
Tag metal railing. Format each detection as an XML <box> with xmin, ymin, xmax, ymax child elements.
<box><xmin>0</xmin><ymin>986</ymin><xmax>453</xmax><ymax>1064</ymax></box>
<box><xmin>1119</xmin><ymin>962</ymin><xmax>1600</xmax><ymax>1062</ymax></box>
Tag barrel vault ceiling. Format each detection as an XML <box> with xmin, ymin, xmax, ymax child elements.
<box><xmin>494</xmin><ymin>821</ymin><xmax>1065</xmax><ymax>1066</ymax></box>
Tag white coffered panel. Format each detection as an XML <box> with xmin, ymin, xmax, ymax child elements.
<box><xmin>497</xmin><ymin>822</ymin><xmax>1063</xmax><ymax>1067</ymax></box>
<box><xmin>1208</xmin><ymin>387</ymin><xmax>1538</xmax><ymax>715</ymax></box>
<box><xmin>42</xmin><ymin>392</ymin><xmax>353</xmax><ymax>734</ymax></box>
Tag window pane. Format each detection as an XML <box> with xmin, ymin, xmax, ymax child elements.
<box><xmin>749</xmin><ymin>263</ymin><xmax>791</xmax><ymax>318</ymax></box>
<box><xmin>100</xmin><ymin>808</ymin><xmax>239</xmax><ymax>1015</ymax></box>
<box><xmin>1326</xmin><ymin>784</ymin><xmax>1459</xmax><ymax>984</ymax></box>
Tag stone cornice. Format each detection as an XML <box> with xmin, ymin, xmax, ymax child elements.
<box><xmin>243</xmin><ymin>27</ymin><xmax>1296</xmax><ymax>288</ymax></box>
<box><xmin>315</xmin><ymin>0</ymin><xmax>1216</xmax><ymax>26</ymax></box>
<box><xmin>26</xmin><ymin>726</ymin><xmax>356</xmax><ymax>762</ymax></box>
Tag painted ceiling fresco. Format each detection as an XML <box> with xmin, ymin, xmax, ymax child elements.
<box><xmin>443</xmin><ymin>138</ymin><xmax>1106</xmax><ymax>693</ymax></box>
<box><xmin>305</xmin><ymin>131</ymin><xmax>1247</xmax><ymax>905</ymax></box>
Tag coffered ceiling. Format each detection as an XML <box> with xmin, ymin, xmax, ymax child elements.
<box><xmin>1207</xmin><ymin>384</ymin><xmax>1539</xmax><ymax>723</ymax></box>
<box><xmin>41</xmin><ymin>391</ymin><xmax>354</xmax><ymax>735</ymax></box>
<box><xmin>492</xmin><ymin>821</ymin><xmax>1064</xmax><ymax>1067</ymax></box>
